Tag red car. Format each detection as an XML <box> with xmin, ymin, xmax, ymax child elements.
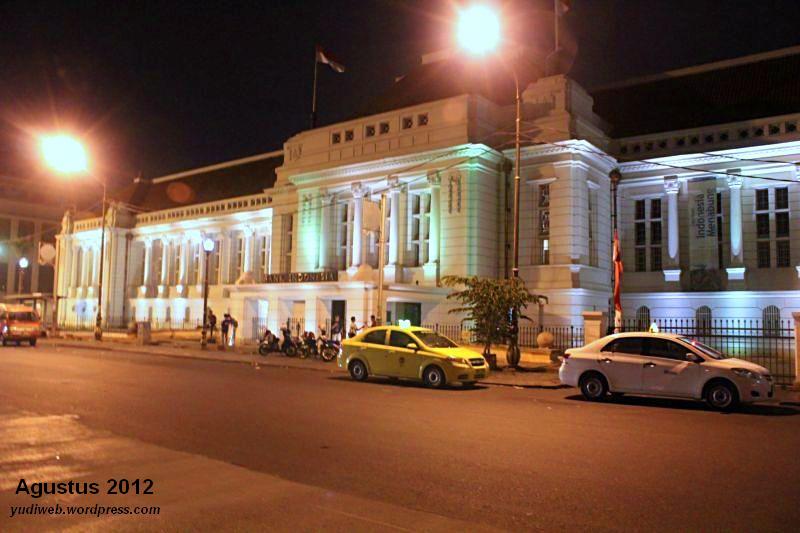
<box><xmin>0</xmin><ymin>304</ymin><xmax>42</xmax><ymax>346</ymax></box>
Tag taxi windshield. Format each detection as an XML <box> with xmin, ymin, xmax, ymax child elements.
<box><xmin>679</xmin><ymin>337</ymin><xmax>726</xmax><ymax>360</ymax></box>
<box><xmin>9</xmin><ymin>312</ymin><xmax>38</xmax><ymax>322</ymax></box>
<box><xmin>414</xmin><ymin>331</ymin><xmax>458</xmax><ymax>348</ymax></box>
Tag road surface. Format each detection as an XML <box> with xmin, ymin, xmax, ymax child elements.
<box><xmin>1</xmin><ymin>344</ymin><xmax>799</xmax><ymax>531</ymax></box>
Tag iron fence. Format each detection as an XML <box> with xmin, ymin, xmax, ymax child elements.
<box><xmin>423</xmin><ymin>323</ymin><xmax>583</xmax><ymax>351</ymax></box>
<box><xmin>58</xmin><ymin>316</ymin><xmax>204</xmax><ymax>333</ymax></box>
<box><xmin>621</xmin><ymin>318</ymin><xmax>796</xmax><ymax>385</ymax></box>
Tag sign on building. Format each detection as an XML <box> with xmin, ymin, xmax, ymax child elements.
<box><xmin>688</xmin><ymin>177</ymin><xmax>718</xmax><ymax>271</ymax></box>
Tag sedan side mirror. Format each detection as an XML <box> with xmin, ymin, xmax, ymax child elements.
<box><xmin>406</xmin><ymin>343</ymin><xmax>418</xmax><ymax>351</ymax></box>
<box><xmin>686</xmin><ymin>353</ymin><xmax>702</xmax><ymax>363</ymax></box>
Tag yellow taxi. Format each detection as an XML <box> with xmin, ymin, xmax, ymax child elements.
<box><xmin>339</xmin><ymin>325</ymin><xmax>489</xmax><ymax>388</ymax></box>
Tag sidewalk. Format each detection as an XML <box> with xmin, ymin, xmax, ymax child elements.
<box><xmin>43</xmin><ymin>336</ymin><xmax>565</xmax><ymax>388</ymax></box>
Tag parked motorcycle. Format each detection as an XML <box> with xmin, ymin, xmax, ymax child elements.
<box><xmin>258</xmin><ymin>330</ymin><xmax>280</xmax><ymax>356</ymax></box>
<box><xmin>319</xmin><ymin>338</ymin><xmax>340</xmax><ymax>362</ymax></box>
<box><xmin>280</xmin><ymin>327</ymin><xmax>300</xmax><ymax>357</ymax></box>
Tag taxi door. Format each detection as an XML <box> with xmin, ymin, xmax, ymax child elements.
<box><xmin>387</xmin><ymin>330</ymin><xmax>424</xmax><ymax>379</ymax></box>
<box><xmin>357</xmin><ymin>329</ymin><xmax>391</xmax><ymax>375</ymax></box>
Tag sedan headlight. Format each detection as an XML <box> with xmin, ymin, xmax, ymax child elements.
<box><xmin>445</xmin><ymin>356</ymin><xmax>471</xmax><ymax>367</ymax></box>
<box><xmin>732</xmin><ymin>368</ymin><xmax>761</xmax><ymax>381</ymax></box>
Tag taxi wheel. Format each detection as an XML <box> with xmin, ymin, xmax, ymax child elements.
<box><xmin>579</xmin><ymin>372</ymin><xmax>608</xmax><ymax>401</ymax></box>
<box><xmin>29</xmin><ymin>339</ymin><xmax>37</xmax><ymax>347</ymax></box>
<box><xmin>423</xmin><ymin>365</ymin><xmax>446</xmax><ymax>389</ymax></box>
<box><xmin>15</xmin><ymin>341</ymin><xmax>21</xmax><ymax>347</ymax></box>
<box><xmin>0</xmin><ymin>337</ymin><xmax>6</xmax><ymax>347</ymax></box>
<box><xmin>704</xmin><ymin>380</ymin><xmax>739</xmax><ymax>411</ymax></box>
<box><xmin>349</xmin><ymin>360</ymin><xmax>368</xmax><ymax>381</ymax></box>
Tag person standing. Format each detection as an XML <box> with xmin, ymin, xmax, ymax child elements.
<box><xmin>208</xmin><ymin>311</ymin><xmax>217</xmax><ymax>343</ymax></box>
<box><xmin>348</xmin><ymin>316</ymin><xmax>358</xmax><ymax>338</ymax></box>
<box><xmin>369</xmin><ymin>314</ymin><xmax>377</xmax><ymax>328</ymax></box>
<box><xmin>331</xmin><ymin>316</ymin><xmax>342</xmax><ymax>342</ymax></box>
<box><xmin>221</xmin><ymin>313</ymin><xmax>231</xmax><ymax>349</ymax></box>
<box><xmin>229</xmin><ymin>314</ymin><xmax>239</xmax><ymax>347</ymax></box>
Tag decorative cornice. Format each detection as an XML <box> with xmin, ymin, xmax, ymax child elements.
<box><xmin>663</xmin><ymin>176</ymin><xmax>680</xmax><ymax>194</ymax></box>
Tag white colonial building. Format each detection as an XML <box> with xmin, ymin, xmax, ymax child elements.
<box><xmin>55</xmin><ymin>46</ymin><xmax>800</xmax><ymax>340</ymax></box>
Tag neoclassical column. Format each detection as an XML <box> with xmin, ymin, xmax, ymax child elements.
<box><xmin>91</xmin><ymin>244</ymin><xmax>100</xmax><ymax>286</ymax></box>
<box><xmin>664</xmin><ymin>176</ymin><xmax>680</xmax><ymax>264</ymax></box>
<box><xmin>388</xmin><ymin>177</ymin><xmax>401</xmax><ymax>265</ymax></box>
<box><xmin>418</xmin><ymin>193</ymin><xmax>429</xmax><ymax>265</ymax></box>
<box><xmin>160</xmin><ymin>238</ymin><xmax>170</xmax><ymax>286</ymax></box>
<box><xmin>727</xmin><ymin>170</ymin><xmax>744</xmax><ymax>265</ymax></box>
<box><xmin>318</xmin><ymin>190</ymin><xmax>333</xmax><ymax>270</ymax></box>
<box><xmin>351</xmin><ymin>182</ymin><xmax>366</xmax><ymax>268</ymax></box>
<box><xmin>427</xmin><ymin>172</ymin><xmax>441</xmax><ymax>265</ymax></box>
<box><xmin>142</xmin><ymin>239</ymin><xmax>153</xmax><ymax>287</ymax></box>
<box><xmin>242</xmin><ymin>226</ymin><xmax>254</xmax><ymax>274</ymax></box>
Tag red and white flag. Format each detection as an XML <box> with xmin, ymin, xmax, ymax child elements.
<box><xmin>315</xmin><ymin>45</ymin><xmax>345</xmax><ymax>73</ymax></box>
<box><xmin>613</xmin><ymin>228</ymin><xmax>623</xmax><ymax>332</ymax></box>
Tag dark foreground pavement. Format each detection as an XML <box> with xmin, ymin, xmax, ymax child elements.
<box><xmin>1</xmin><ymin>344</ymin><xmax>799</xmax><ymax>532</ymax></box>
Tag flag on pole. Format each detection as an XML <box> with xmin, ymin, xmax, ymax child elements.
<box><xmin>612</xmin><ymin>228</ymin><xmax>623</xmax><ymax>331</ymax></box>
<box><xmin>315</xmin><ymin>45</ymin><xmax>345</xmax><ymax>73</ymax></box>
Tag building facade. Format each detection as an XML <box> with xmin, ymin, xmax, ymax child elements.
<box><xmin>55</xmin><ymin>46</ymin><xmax>800</xmax><ymax>339</ymax></box>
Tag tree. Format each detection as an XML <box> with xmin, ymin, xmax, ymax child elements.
<box><xmin>442</xmin><ymin>275</ymin><xmax>535</xmax><ymax>363</ymax></box>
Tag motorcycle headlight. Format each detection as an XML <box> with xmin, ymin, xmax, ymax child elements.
<box><xmin>732</xmin><ymin>368</ymin><xmax>760</xmax><ymax>381</ymax></box>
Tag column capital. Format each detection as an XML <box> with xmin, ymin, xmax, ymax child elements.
<box><xmin>143</xmin><ymin>237</ymin><xmax>153</xmax><ymax>248</ymax></box>
<box><xmin>320</xmin><ymin>189</ymin><xmax>335</xmax><ymax>204</ymax></box>
<box><xmin>663</xmin><ymin>176</ymin><xmax>680</xmax><ymax>195</ymax></box>
<box><xmin>388</xmin><ymin>176</ymin><xmax>402</xmax><ymax>192</ymax></box>
<box><xmin>726</xmin><ymin>170</ymin><xmax>744</xmax><ymax>189</ymax></box>
<box><xmin>241</xmin><ymin>225</ymin><xmax>255</xmax><ymax>237</ymax></box>
<box><xmin>351</xmin><ymin>182</ymin><xmax>368</xmax><ymax>198</ymax></box>
<box><xmin>427</xmin><ymin>171</ymin><xmax>441</xmax><ymax>187</ymax></box>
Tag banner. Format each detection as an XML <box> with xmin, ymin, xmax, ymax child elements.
<box><xmin>688</xmin><ymin>177</ymin><xmax>718</xmax><ymax>270</ymax></box>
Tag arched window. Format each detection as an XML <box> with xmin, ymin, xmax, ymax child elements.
<box><xmin>636</xmin><ymin>306</ymin><xmax>651</xmax><ymax>331</ymax></box>
<box><xmin>763</xmin><ymin>305</ymin><xmax>781</xmax><ymax>337</ymax></box>
<box><xmin>695</xmin><ymin>306</ymin><xmax>712</xmax><ymax>335</ymax></box>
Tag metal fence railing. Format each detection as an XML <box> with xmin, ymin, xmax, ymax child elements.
<box><xmin>422</xmin><ymin>323</ymin><xmax>584</xmax><ymax>351</ymax></box>
<box><xmin>621</xmin><ymin>318</ymin><xmax>796</xmax><ymax>385</ymax></box>
<box><xmin>58</xmin><ymin>316</ymin><xmax>204</xmax><ymax>333</ymax></box>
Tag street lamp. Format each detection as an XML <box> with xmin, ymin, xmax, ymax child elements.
<box><xmin>17</xmin><ymin>257</ymin><xmax>29</xmax><ymax>294</ymax></box>
<box><xmin>457</xmin><ymin>5</ymin><xmax>524</xmax><ymax>366</ymax></box>
<box><xmin>40</xmin><ymin>134</ymin><xmax>107</xmax><ymax>341</ymax></box>
<box><xmin>200</xmin><ymin>237</ymin><xmax>215</xmax><ymax>348</ymax></box>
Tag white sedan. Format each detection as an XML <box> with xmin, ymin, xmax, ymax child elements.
<box><xmin>559</xmin><ymin>332</ymin><xmax>774</xmax><ymax>411</ymax></box>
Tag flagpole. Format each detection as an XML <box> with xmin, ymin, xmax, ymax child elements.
<box><xmin>554</xmin><ymin>0</ymin><xmax>559</xmax><ymax>53</ymax></box>
<box><xmin>311</xmin><ymin>50</ymin><xmax>319</xmax><ymax>129</ymax></box>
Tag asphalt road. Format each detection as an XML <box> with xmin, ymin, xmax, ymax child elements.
<box><xmin>1</xmin><ymin>344</ymin><xmax>799</xmax><ymax>532</ymax></box>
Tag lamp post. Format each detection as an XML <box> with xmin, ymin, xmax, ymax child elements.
<box><xmin>457</xmin><ymin>5</ymin><xmax>524</xmax><ymax>366</ymax></box>
<box><xmin>201</xmin><ymin>237</ymin><xmax>215</xmax><ymax>348</ymax></box>
<box><xmin>17</xmin><ymin>257</ymin><xmax>29</xmax><ymax>294</ymax></box>
<box><xmin>40</xmin><ymin>135</ymin><xmax>107</xmax><ymax>340</ymax></box>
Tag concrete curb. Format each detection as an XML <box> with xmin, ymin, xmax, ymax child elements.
<box><xmin>44</xmin><ymin>339</ymin><xmax>566</xmax><ymax>388</ymax></box>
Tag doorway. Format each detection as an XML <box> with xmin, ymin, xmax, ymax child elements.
<box><xmin>395</xmin><ymin>302</ymin><xmax>421</xmax><ymax>326</ymax></box>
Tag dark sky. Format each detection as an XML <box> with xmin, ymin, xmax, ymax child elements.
<box><xmin>2</xmin><ymin>0</ymin><xmax>800</xmax><ymax>187</ymax></box>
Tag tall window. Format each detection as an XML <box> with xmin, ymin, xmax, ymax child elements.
<box><xmin>635</xmin><ymin>306</ymin><xmax>651</xmax><ymax>331</ymax></box>
<box><xmin>234</xmin><ymin>236</ymin><xmax>244</xmax><ymax>281</ymax></box>
<box><xmin>695</xmin><ymin>306</ymin><xmax>712</xmax><ymax>335</ymax></box>
<box><xmin>756</xmin><ymin>187</ymin><xmax>790</xmax><ymax>268</ymax></box>
<box><xmin>634</xmin><ymin>198</ymin><xmax>662</xmax><ymax>272</ymax></box>
<box><xmin>259</xmin><ymin>234</ymin><xmax>271</xmax><ymax>280</ymax></box>
<box><xmin>210</xmin><ymin>239</ymin><xmax>221</xmax><ymax>284</ymax></box>
<box><xmin>588</xmin><ymin>188</ymin><xmax>598</xmax><ymax>267</ymax></box>
<box><xmin>337</xmin><ymin>203</ymin><xmax>350</xmax><ymax>271</ymax></box>
<box><xmin>762</xmin><ymin>305</ymin><xmax>781</xmax><ymax>337</ymax></box>
<box><xmin>191</xmin><ymin>242</ymin><xmax>201</xmax><ymax>284</ymax></box>
<box><xmin>172</xmin><ymin>242</ymin><xmax>182</xmax><ymax>285</ymax></box>
<box><xmin>281</xmin><ymin>214</ymin><xmax>293</xmax><ymax>273</ymax></box>
<box><xmin>153</xmin><ymin>242</ymin><xmax>163</xmax><ymax>284</ymax></box>
<box><xmin>408</xmin><ymin>193</ymin><xmax>429</xmax><ymax>266</ymax></box>
<box><xmin>536</xmin><ymin>184</ymin><xmax>550</xmax><ymax>265</ymax></box>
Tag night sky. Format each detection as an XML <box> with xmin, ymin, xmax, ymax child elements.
<box><xmin>2</xmin><ymin>0</ymin><xmax>800</xmax><ymax>188</ymax></box>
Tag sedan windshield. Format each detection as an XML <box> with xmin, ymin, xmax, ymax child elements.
<box><xmin>678</xmin><ymin>337</ymin><xmax>726</xmax><ymax>360</ymax></box>
<box><xmin>414</xmin><ymin>331</ymin><xmax>458</xmax><ymax>348</ymax></box>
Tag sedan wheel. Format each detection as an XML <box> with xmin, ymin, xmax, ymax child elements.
<box><xmin>579</xmin><ymin>373</ymin><xmax>608</xmax><ymax>401</ymax></box>
<box><xmin>348</xmin><ymin>360</ymin><xmax>368</xmax><ymax>381</ymax></box>
<box><xmin>705</xmin><ymin>381</ymin><xmax>738</xmax><ymax>411</ymax></box>
<box><xmin>423</xmin><ymin>365</ymin><xmax>446</xmax><ymax>389</ymax></box>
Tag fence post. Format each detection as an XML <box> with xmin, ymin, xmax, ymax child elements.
<box><xmin>582</xmin><ymin>311</ymin><xmax>608</xmax><ymax>346</ymax></box>
<box><xmin>792</xmin><ymin>312</ymin><xmax>800</xmax><ymax>389</ymax></box>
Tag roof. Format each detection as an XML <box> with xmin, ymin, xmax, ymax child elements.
<box><xmin>590</xmin><ymin>46</ymin><xmax>800</xmax><ymax>138</ymax></box>
<box><xmin>114</xmin><ymin>151</ymin><xmax>282</xmax><ymax>212</ymax></box>
<box><xmin>357</xmin><ymin>53</ymin><xmax>543</xmax><ymax>117</ymax></box>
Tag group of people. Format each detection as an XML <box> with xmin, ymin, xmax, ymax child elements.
<box><xmin>259</xmin><ymin>314</ymin><xmax>379</xmax><ymax>352</ymax></box>
<box><xmin>205</xmin><ymin>309</ymin><xmax>239</xmax><ymax>347</ymax></box>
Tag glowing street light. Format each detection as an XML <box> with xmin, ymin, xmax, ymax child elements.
<box><xmin>40</xmin><ymin>134</ymin><xmax>106</xmax><ymax>341</ymax></box>
<box><xmin>456</xmin><ymin>4</ymin><xmax>525</xmax><ymax>367</ymax></box>
<box><xmin>17</xmin><ymin>257</ymin><xmax>29</xmax><ymax>294</ymax></box>
<box><xmin>40</xmin><ymin>135</ymin><xmax>88</xmax><ymax>174</ymax></box>
<box><xmin>456</xmin><ymin>5</ymin><xmax>501</xmax><ymax>55</ymax></box>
